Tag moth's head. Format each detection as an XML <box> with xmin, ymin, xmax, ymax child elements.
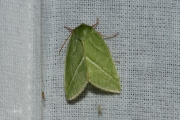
<box><xmin>73</xmin><ymin>23</ymin><xmax>93</xmax><ymax>41</ymax></box>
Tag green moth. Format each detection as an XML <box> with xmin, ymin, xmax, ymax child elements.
<box><xmin>61</xmin><ymin>19</ymin><xmax>121</xmax><ymax>100</ymax></box>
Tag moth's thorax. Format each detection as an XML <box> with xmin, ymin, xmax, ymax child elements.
<box><xmin>73</xmin><ymin>23</ymin><xmax>93</xmax><ymax>41</ymax></box>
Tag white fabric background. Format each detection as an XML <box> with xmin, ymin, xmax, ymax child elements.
<box><xmin>1</xmin><ymin>0</ymin><xmax>180</xmax><ymax>120</ymax></box>
<box><xmin>0</xmin><ymin>0</ymin><xmax>42</xmax><ymax>120</ymax></box>
<box><xmin>42</xmin><ymin>0</ymin><xmax>180</xmax><ymax>120</ymax></box>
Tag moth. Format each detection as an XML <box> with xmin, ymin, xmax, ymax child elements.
<box><xmin>60</xmin><ymin>19</ymin><xmax>121</xmax><ymax>100</ymax></box>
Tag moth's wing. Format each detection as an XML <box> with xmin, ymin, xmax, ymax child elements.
<box><xmin>65</xmin><ymin>33</ymin><xmax>88</xmax><ymax>100</ymax></box>
<box><xmin>84</xmin><ymin>30</ymin><xmax>121</xmax><ymax>93</ymax></box>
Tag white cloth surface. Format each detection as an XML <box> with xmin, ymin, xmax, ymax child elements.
<box><xmin>0</xmin><ymin>0</ymin><xmax>42</xmax><ymax>120</ymax></box>
<box><xmin>1</xmin><ymin>0</ymin><xmax>180</xmax><ymax>120</ymax></box>
<box><xmin>42</xmin><ymin>0</ymin><xmax>180</xmax><ymax>120</ymax></box>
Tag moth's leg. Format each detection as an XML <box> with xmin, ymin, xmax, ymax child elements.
<box><xmin>92</xmin><ymin>18</ymin><xmax>99</xmax><ymax>28</ymax></box>
<box><xmin>99</xmin><ymin>32</ymin><xmax>119</xmax><ymax>39</ymax></box>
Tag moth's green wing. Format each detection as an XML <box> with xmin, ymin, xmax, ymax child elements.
<box><xmin>65</xmin><ymin>31</ymin><xmax>88</xmax><ymax>100</ymax></box>
<box><xmin>84</xmin><ymin>27</ymin><xmax>121</xmax><ymax>93</ymax></box>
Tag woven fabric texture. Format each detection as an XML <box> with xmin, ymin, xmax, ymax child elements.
<box><xmin>0</xmin><ymin>0</ymin><xmax>42</xmax><ymax>120</ymax></box>
<box><xmin>1</xmin><ymin>0</ymin><xmax>180</xmax><ymax>120</ymax></box>
<box><xmin>42</xmin><ymin>0</ymin><xmax>180</xmax><ymax>120</ymax></box>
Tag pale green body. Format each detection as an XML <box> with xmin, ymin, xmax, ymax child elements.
<box><xmin>65</xmin><ymin>23</ymin><xmax>120</xmax><ymax>100</ymax></box>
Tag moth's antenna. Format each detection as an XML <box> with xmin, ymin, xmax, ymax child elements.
<box><xmin>59</xmin><ymin>26</ymin><xmax>73</xmax><ymax>55</ymax></box>
<box><xmin>92</xmin><ymin>18</ymin><xmax>99</xmax><ymax>28</ymax></box>
<box><xmin>64</xmin><ymin>26</ymin><xmax>73</xmax><ymax>32</ymax></box>
<box><xmin>92</xmin><ymin>18</ymin><xmax>118</xmax><ymax>39</ymax></box>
